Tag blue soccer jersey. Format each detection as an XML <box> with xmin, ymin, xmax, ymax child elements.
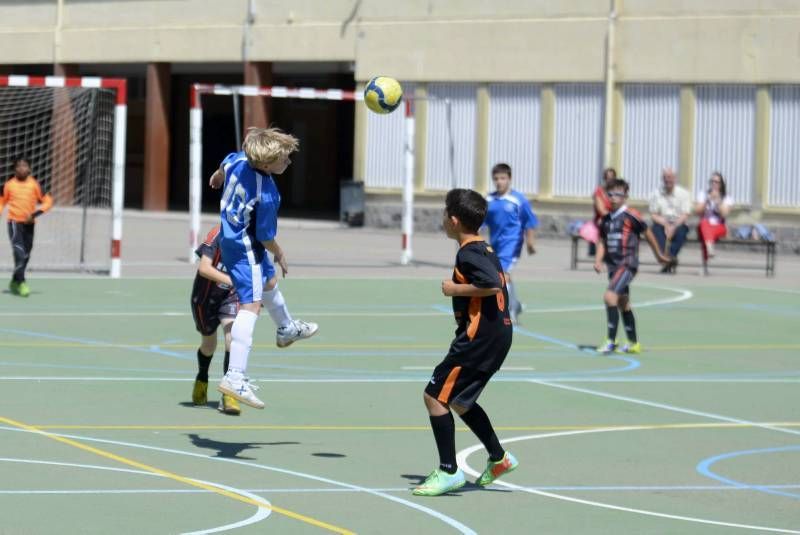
<box><xmin>218</xmin><ymin>151</ymin><xmax>280</xmax><ymax>303</ymax></box>
<box><xmin>484</xmin><ymin>189</ymin><xmax>538</xmax><ymax>272</ymax></box>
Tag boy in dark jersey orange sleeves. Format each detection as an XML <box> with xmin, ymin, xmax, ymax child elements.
<box><xmin>0</xmin><ymin>158</ymin><xmax>53</xmax><ymax>297</ymax></box>
<box><xmin>191</xmin><ymin>225</ymin><xmax>241</xmax><ymax>415</ymax></box>
<box><xmin>594</xmin><ymin>179</ymin><xmax>669</xmax><ymax>354</ymax></box>
<box><xmin>413</xmin><ymin>188</ymin><xmax>518</xmax><ymax>497</ymax></box>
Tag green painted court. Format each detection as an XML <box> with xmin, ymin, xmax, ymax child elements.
<box><xmin>1</xmin><ymin>276</ymin><xmax>799</xmax><ymax>534</ymax></box>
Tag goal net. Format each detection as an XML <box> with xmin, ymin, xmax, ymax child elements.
<box><xmin>0</xmin><ymin>75</ymin><xmax>127</xmax><ymax>277</ymax></box>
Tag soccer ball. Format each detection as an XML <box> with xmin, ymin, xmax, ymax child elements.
<box><xmin>364</xmin><ymin>76</ymin><xmax>403</xmax><ymax>114</ymax></box>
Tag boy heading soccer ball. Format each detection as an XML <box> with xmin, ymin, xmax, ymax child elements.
<box><xmin>209</xmin><ymin>127</ymin><xmax>319</xmax><ymax>409</ymax></box>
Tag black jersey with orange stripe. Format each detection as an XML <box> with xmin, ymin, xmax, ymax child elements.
<box><xmin>599</xmin><ymin>207</ymin><xmax>648</xmax><ymax>271</ymax></box>
<box><xmin>191</xmin><ymin>225</ymin><xmax>233</xmax><ymax>305</ymax></box>
<box><xmin>446</xmin><ymin>239</ymin><xmax>513</xmax><ymax>373</ymax></box>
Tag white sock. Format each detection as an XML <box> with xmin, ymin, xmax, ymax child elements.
<box><xmin>263</xmin><ymin>285</ymin><xmax>293</xmax><ymax>328</ymax></box>
<box><xmin>507</xmin><ymin>281</ymin><xmax>521</xmax><ymax>313</ymax></box>
<box><xmin>227</xmin><ymin>309</ymin><xmax>259</xmax><ymax>374</ymax></box>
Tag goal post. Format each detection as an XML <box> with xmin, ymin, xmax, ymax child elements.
<box><xmin>0</xmin><ymin>75</ymin><xmax>127</xmax><ymax>277</ymax></box>
<box><xmin>188</xmin><ymin>83</ymin><xmax>416</xmax><ymax>265</ymax></box>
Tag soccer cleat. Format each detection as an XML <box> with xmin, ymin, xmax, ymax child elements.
<box><xmin>276</xmin><ymin>320</ymin><xmax>319</xmax><ymax>348</ymax></box>
<box><xmin>597</xmin><ymin>339</ymin><xmax>617</xmax><ymax>354</ymax></box>
<box><xmin>617</xmin><ymin>342</ymin><xmax>641</xmax><ymax>354</ymax></box>
<box><xmin>217</xmin><ymin>372</ymin><xmax>264</xmax><ymax>409</ymax></box>
<box><xmin>8</xmin><ymin>281</ymin><xmax>19</xmax><ymax>295</ymax></box>
<box><xmin>192</xmin><ymin>379</ymin><xmax>208</xmax><ymax>405</ymax></box>
<box><xmin>218</xmin><ymin>394</ymin><xmax>241</xmax><ymax>416</ymax></box>
<box><xmin>17</xmin><ymin>282</ymin><xmax>30</xmax><ymax>297</ymax></box>
<box><xmin>412</xmin><ymin>468</ymin><xmax>466</xmax><ymax>496</ymax></box>
<box><xmin>476</xmin><ymin>451</ymin><xmax>519</xmax><ymax>486</ymax></box>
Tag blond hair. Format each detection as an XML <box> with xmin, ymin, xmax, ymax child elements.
<box><xmin>242</xmin><ymin>127</ymin><xmax>299</xmax><ymax>169</ymax></box>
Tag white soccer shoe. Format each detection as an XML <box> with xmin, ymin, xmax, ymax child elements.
<box><xmin>217</xmin><ymin>372</ymin><xmax>264</xmax><ymax>409</ymax></box>
<box><xmin>276</xmin><ymin>320</ymin><xmax>319</xmax><ymax>348</ymax></box>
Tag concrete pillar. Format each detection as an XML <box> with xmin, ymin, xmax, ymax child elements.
<box><xmin>473</xmin><ymin>84</ymin><xmax>490</xmax><ymax>194</ymax></box>
<box><xmin>753</xmin><ymin>86</ymin><xmax>771</xmax><ymax>211</ymax></box>
<box><xmin>353</xmin><ymin>80</ymin><xmax>367</xmax><ymax>182</ymax></box>
<box><xmin>51</xmin><ymin>63</ymin><xmax>79</xmax><ymax>204</ymax></box>
<box><xmin>243</xmin><ymin>61</ymin><xmax>272</xmax><ymax>131</ymax></box>
<box><xmin>538</xmin><ymin>84</ymin><xmax>556</xmax><ymax>198</ymax></box>
<box><xmin>53</xmin><ymin>63</ymin><xmax>78</xmax><ymax>77</ymax></box>
<box><xmin>143</xmin><ymin>62</ymin><xmax>171</xmax><ymax>211</ymax></box>
<box><xmin>679</xmin><ymin>85</ymin><xmax>696</xmax><ymax>194</ymax></box>
<box><xmin>413</xmin><ymin>84</ymin><xmax>428</xmax><ymax>192</ymax></box>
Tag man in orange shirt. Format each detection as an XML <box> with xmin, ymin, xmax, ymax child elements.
<box><xmin>0</xmin><ymin>158</ymin><xmax>53</xmax><ymax>297</ymax></box>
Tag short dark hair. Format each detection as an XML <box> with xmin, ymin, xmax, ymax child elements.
<box><xmin>13</xmin><ymin>157</ymin><xmax>30</xmax><ymax>167</ymax></box>
<box><xmin>608</xmin><ymin>178</ymin><xmax>629</xmax><ymax>194</ymax></box>
<box><xmin>445</xmin><ymin>188</ymin><xmax>487</xmax><ymax>234</ymax></box>
<box><xmin>491</xmin><ymin>163</ymin><xmax>512</xmax><ymax>177</ymax></box>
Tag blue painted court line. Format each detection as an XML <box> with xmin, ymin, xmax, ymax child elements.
<box><xmin>0</xmin><ymin>328</ymin><xmax>192</xmax><ymax>361</ymax></box>
<box><xmin>697</xmin><ymin>445</ymin><xmax>800</xmax><ymax>500</ymax></box>
<box><xmin>513</xmin><ymin>326</ymin><xmax>641</xmax><ymax>374</ymax></box>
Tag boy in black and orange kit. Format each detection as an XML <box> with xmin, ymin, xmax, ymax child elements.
<box><xmin>0</xmin><ymin>158</ymin><xmax>53</xmax><ymax>297</ymax></box>
<box><xmin>413</xmin><ymin>188</ymin><xmax>518</xmax><ymax>497</ymax></box>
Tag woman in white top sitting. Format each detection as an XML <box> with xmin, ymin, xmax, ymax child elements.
<box><xmin>695</xmin><ymin>172</ymin><xmax>733</xmax><ymax>263</ymax></box>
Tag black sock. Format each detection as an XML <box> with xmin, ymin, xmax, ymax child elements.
<box><xmin>459</xmin><ymin>404</ymin><xmax>505</xmax><ymax>462</ymax></box>
<box><xmin>223</xmin><ymin>351</ymin><xmax>230</xmax><ymax>375</ymax></box>
<box><xmin>196</xmin><ymin>349</ymin><xmax>213</xmax><ymax>382</ymax></box>
<box><xmin>622</xmin><ymin>309</ymin><xmax>637</xmax><ymax>343</ymax></box>
<box><xmin>606</xmin><ymin>305</ymin><xmax>620</xmax><ymax>340</ymax></box>
<box><xmin>429</xmin><ymin>412</ymin><xmax>457</xmax><ymax>474</ymax></box>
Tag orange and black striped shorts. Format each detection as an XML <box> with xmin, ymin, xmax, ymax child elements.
<box><xmin>424</xmin><ymin>362</ymin><xmax>493</xmax><ymax>409</ymax></box>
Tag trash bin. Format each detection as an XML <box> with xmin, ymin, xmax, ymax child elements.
<box><xmin>340</xmin><ymin>180</ymin><xmax>365</xmax><ymax>227</ymax></box>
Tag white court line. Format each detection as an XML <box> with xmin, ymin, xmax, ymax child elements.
<box><xmin>0</xmin><ymin>458</ymin><xmax>270</xmax><ymax>534</ymax></box>
<box><xmin>0</xmin><ymin>428</ymin><xmax>476</xmax><ymax>535</ymax></box>
<box><xmin>529</xmin><ymin>380</ymin><xmax>800</xmax><ymax>438</ymax></box>
<box><xmin>0</xmin><ymin>282</ymin><xmax>692</xmax><ymax>318</ymax></box>
<box><xmin>456</xmin><ymin>429</ymin><xmax>800</xmax><ymax>534</ymax></box>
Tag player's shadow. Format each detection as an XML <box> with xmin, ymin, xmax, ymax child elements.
<box><xmin>400</xmin><ymin>474</ymin><xmax>510</xmax><ymax>495</ymax></box>
<box><xmin>186</xmin><ymin>433</ymin><xmax>299</xmax><ymax>460</ymax></box>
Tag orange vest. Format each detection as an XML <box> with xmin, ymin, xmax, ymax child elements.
<box><xmin>0</xmin><ymin>176</ymin><xmax>53</xmax><ymax>223</ymax></box>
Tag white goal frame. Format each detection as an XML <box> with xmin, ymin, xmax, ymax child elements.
<box><xmin>0</xmin><ymin>74</ymin><xmax>127</xmax><ymax>278</ymax></box>
<box><xmin>188</xmin><ymin>83</ymin><xmax>416</xmax><ymax>265</ymax></box>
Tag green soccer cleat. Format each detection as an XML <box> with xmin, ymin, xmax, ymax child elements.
<box><xmin>477</xmin><ymin>451</ymin><xmax>519</xmax><ymax>486</ymax></box>
<box><xmin>192</xmin><ymin>379</ymin><xmax>208</xmax><ymax>406</ymax></box>
<box><xmin>412</xmin><ymin>468</ymin><xmax>466</xmax><ymax>496</ymax></box>
<box><xmin>596</xmin><ymin>339</ymin><xmax>617</xmax><ymax>354</ymax></box>
<box><xmin>617</xmin><ymin>342</ymin><xmax>641</xmax><ymax>354</ymax></box>
<box><xmin>17</xmin><ymin>282</ymin><xmax>30</xmax><ymax>297</ymax></box>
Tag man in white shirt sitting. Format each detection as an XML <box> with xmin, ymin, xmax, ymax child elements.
<box><xmin>648</xmin><ymin>167</ymin><xmax>691</xmax><ymax>273</ymax></box>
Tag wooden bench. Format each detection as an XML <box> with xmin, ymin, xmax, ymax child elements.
<box><xmin>569</xmin><ymin>235</ymin><xmax>776</xmax><ymax>277</ymax></box>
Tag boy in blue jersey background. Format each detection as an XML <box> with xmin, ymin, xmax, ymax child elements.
<box><xmin>209</xmin><ymin>127</ymin><xmax>318</xmax><ymax>409</ymax></box>
<box><xmin>483</xmin><ymin>163</ymin><xmax>538</xmax><ymax>323</ymax></box>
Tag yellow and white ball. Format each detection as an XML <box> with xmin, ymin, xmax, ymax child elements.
<box><xmin>364</xmin><ymin>76</ymin><xmax>403</xmax><ymax>114</ymax></box>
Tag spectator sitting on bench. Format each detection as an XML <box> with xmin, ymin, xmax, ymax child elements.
<box><xmin>696</xmin><ymin>171</ymin><xmax>733</xmax><ymax>266</ymax></box>
<box><xmin>648</xmin><ymin>167</ymin><xmax>691</xmax><ymax>273</ymax></box>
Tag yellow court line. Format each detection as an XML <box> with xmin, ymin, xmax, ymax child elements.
<box><xmin>31</xmin><ymin>422</ymin><xmax>800</xmax><ymax>431</ymax></box>
<box><xmin>0</xmin><ymin>415</ymin><xmax>354</xmax><ymax>535</ymax></box>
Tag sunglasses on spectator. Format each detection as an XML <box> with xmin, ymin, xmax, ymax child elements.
<box><xmin>608</xmin><ymin>192</ymin><xmax>626</xmax><ymax>198</ymax></box>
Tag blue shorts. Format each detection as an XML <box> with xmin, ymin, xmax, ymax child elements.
<box><xmin>494</xmin><ymin>242</ymin><xmax>522</xmax><ymax>273</ymax></box>
<box><xmin>223</xmin><ymin>254</ymin><xmax>276</xmax><ymax>304</ymax></box>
